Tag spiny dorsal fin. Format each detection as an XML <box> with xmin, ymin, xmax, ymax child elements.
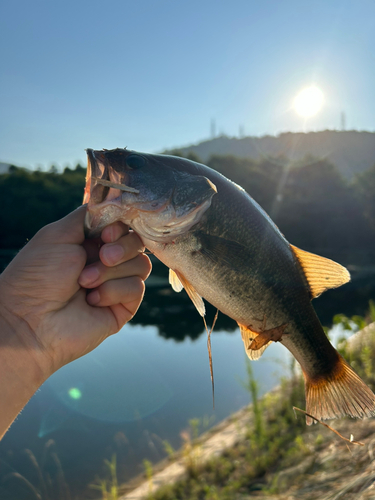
<box><xmin>174</xmin><ymin>270</ymin><xmax>206</xmax><ymax>317</ymax></box>
<box><xmin>238</xmin><ymin>323</ymin><xmax>272</xmax><ymax>361</ymax></box>
<box><xmin>169</xmin><ymin>269</ymin><xmax>184</xmax><ymax>292</ymax></box>
<box><xmin>291</xmin><ymin>244</ymin><xmax>350</xmax><ymax>299</ymax></box>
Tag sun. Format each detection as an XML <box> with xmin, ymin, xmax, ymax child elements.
<box><xmin>293</xmin><ymin>86</ymin><xmax>324</xmax><ymax>117</ymax></box>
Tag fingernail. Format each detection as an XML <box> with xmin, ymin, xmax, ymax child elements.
<box><xmin>102</xmin><ymin>244</ymin><xmax>124</xmax><ymax>265</ymax></box>
<box><xmin>87</xmin><ymin>290</ymin><xmax>100</xmax><ymax>305</ymax></box>
<box><xmin>79</xmin><ymin>266</ymin><xmax>100</xmax><ymax>286</ymax></box>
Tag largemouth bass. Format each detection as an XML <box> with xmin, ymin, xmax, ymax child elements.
<box><xmin>84</xmin><ymin>148</ymin><xmax>375</xmax><ymax>424</ymax></box>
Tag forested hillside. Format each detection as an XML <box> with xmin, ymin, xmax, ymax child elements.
<box><xmin>166</xmin><ymin>130</ymin><xmax>375</xmax><ymax>180</ymax></box>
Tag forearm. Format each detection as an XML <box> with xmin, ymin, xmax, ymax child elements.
<box><xmin>0</xmin><ymin>308</ymin><xmax>47</xmax><ymax>439</ymax></box>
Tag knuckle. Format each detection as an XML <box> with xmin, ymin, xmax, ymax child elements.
<box><xmin>131</xmin><ymin>276</ymin><xmax>145</xmax><ymax>298</ymax></box>
<box><xmin>137</xmin><ymin>253</ymin><xmax>152</xmax><ymax>279</ymax></box>
<box><xmin>129</xmin><ymin>231</ymin><xmax>145</xmax><ymax>251</ymax></box>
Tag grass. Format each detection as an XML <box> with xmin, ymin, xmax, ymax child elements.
<box><xmin>148</xmin><ymin>365</ymin><xmax>307</xmax><ymax>500</ymax></box>
<box><xmin>1</xmin><ymin>439</ymin><xmax>71</xmax><ymax>500</ymax></box>
<box><xmin>90</xmin><ymin>455</ymin><xmax>119</xmax><ymax>500</ymax></box>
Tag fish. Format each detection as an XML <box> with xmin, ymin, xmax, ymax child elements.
<box><xmin>84</xmin><ymin>147</ymin><xmax>375</xmax><ymax>424</ymax></box>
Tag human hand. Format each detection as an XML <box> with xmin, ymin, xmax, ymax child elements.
<box><xmin>0</xmin><ymin>205</ymin><xmax>151</xmax><ymax>384</ymax></box>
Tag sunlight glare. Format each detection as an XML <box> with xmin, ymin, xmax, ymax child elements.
<box><xmin>293</xmin><ymin>86</ymin><xmax>324</xmax><ymax>117</ymax></box>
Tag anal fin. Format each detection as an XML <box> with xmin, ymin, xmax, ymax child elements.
<box><xmin>238</xmin><ymin>324</ymin><xmax>272</xmax><ymax>361</ymax></box>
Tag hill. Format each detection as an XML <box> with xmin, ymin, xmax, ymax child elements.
<box><xmin>166</xmin><ymin>130</ymin><xmax>375</xmax><ymax>179</ymax></box>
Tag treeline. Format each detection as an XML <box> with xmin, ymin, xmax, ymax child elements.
<box><xmin>0</xmin><ymin>165</ymin><xmax>86</xmax><ymax>249</ymax></box>
<box><xmin>1</xmin><ymin>155</ymin><xmax>375</xmax><ymax>266</ymax></box>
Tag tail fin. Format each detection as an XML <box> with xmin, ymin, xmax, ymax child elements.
<box><xmin>304</xmin><ymin>355</ymin><xmax>375</xmax><ymax>425</ymax></box>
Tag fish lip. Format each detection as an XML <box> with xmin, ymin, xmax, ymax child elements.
<box><xmin>83</xmin><ymin>149</ymin><xmax>99</xmax><ymax>205</ymax></box>
<box><xmin>86</xmin><ymin>148</ymin><xmax>96</xmax><ymax>165</ymax></box>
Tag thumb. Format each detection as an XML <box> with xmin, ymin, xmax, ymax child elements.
<box><xmin>39</xmin><ymin>205</ymin><xmax>88</xmax><ymax>245</ymax></box>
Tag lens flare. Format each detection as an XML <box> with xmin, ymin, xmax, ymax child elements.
<box><xmin>294</xmin><ymin>86</ymin><xmax>324</xmax><ymax>117</ymax></box>
<box><xmin>68</xmin><ymin>387</ymin><xmax>82</xmax><ymax>400</ymax></box>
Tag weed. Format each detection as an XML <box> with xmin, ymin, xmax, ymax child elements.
<box><xmin>90</xmin><ymin>454</ymin><xmax>118</xmax><ymax>500</ymax></box>
<box><xmin>1</xmin><ymin>440</ymin><xmax>70</xmax><ymax>500</ymax></box>
<box><xmin>162</xmin><ymin>440</ymin><xmax>175</xmax><ymax>460</ymax></box>
<box><xmin>143</xmin><ymin>459</ymin><xmax>153</xmax><ymax>496</ymax></box>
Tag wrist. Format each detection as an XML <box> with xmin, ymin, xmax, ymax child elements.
<box><xmin>0</xmin><ymin>303</ymin><xmax>49</xmax><ymax>391</ymax></box>
<box><xmin>0</xmin><ymin>305</ymin><xmax>50</xmax><ymax>438</ymax></box>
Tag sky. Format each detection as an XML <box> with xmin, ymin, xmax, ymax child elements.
<box><xmin>1</xmin><ymin>0</ymin><xmax>374</xmax><ymax>169</ymax></box>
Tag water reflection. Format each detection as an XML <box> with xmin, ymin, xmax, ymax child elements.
<box><xmin>45</xmin><ymin>342</ymin><xmax>173</xmax><ymax>425</ymax></box>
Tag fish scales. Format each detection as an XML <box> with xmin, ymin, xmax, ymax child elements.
<box><xmin>84</xmin><ymin>148</ymin><xmax>375</xmax><ymax>424</ymax></box>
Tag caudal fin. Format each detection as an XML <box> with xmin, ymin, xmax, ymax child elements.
<box><xmin>304</xmin><ymin>355</ymin><xmax>375</xmax><ymax>425</ymax></box>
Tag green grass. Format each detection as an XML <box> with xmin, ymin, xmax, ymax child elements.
<box><xmin>149</xmin><ymin>367</ymin><xmax>307</xmax><ymax>500</ymax></box>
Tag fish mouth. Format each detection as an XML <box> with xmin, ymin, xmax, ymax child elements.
<box><xmin>84</xmin><ymin>149</ymin><xmax>109</xmax><ymax>205</ymax></box>
<box><xmin>84</xmin><ymin>149</ymin><xmax>135</xmax><ymax>237</ymax></box>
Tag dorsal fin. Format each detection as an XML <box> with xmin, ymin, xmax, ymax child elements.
<box><xmin>238</xmin><ymin>323</ymin><xmax>272</xmax><ymax>361</ymax></box>
<box><xmin>174</xmin><ymin>270</ymin><xmax>206</xmax><ymax>317</ymax></box>
<box><xmin>169</xmin><ymin>269</ymin><xmax>184</xmax><ymax>292</ymax></box>
<box><xmin>291</xmin><ymin>244</ymin><xmax>350</xmax><ymax>299</ymax></box>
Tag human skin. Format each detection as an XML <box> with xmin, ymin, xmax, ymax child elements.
<box><xmin>0</xmin><ymin>206</ymin><xmax>151</xmax><ymax>438</ymax></box>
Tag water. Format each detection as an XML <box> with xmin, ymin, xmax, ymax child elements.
<box><xmin>0</xmin><ymin>298</ymin><xmax>289</xmax><ymax>499</ymax></box>
<box><xmin>1</xmin><ymin>262</ymin><xmax>374</xmax><ymax>499</ymax></box>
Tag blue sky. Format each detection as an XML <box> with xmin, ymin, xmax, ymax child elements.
<box><xmin>1</xmin><ymin>0</ymin><xmax>374</xmax><ymax>169</ymax></box>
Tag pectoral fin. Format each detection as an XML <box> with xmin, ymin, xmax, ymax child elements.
<box><xmin>169</xmin><ymin>269</ymin><xmax>184</xmax><ymax>292</ymax></box>
<box><xmin>291</xmin><ymin>245</ymin><xmax>350</xmax><ymax>299</ymax></box>
<box><xmin>173</xmin><ymin>270</ymin><xmax>206</xmax><ymax>317</ymax></box>
<box><xmin>238</xmin><ymin>324</ymin><xmax>272</xmax><ymax>361</ymax></box>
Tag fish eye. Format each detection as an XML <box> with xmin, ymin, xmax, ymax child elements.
<box><xmin>126</xmin><ymin>154</ymin><xmax>146</xmax><ymax>169</ymax></box>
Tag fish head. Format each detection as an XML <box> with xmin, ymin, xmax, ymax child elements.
<box><xmin>84</xmin><ymin>148</ymin><xmax>217</xmax><ymax>241</ymax></box>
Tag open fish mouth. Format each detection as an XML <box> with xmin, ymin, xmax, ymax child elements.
<box><xmin>84</xmin><ymin>149</ymin><xmax>138</xmax><ymax>205</ymax></box>
<box><xmin>84</xmin><ymin>149</ymin><xmax>143</xmax><ymax>237</ymax></box>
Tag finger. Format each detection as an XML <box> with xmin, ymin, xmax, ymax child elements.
<box><xmin>108</xmin><ymin>300</ymin><xmax>143</xmax><ymax>330</ymax></box>
<box><xmin>86</xmin><ymin>276</ymin><xmax>145</xmax><ymax>308</ymax></box>
<box><xmin>101</xmin><ymin>222</ymin><xmax>129</xmax><ymax>244</ymax></box>
<box><xmin>78</xmin><ymin>253</ymin><xmax>152</xmax><ymax>288</ymax></box>
<box><xmin>100</xmin><ymin>232</ymin><xmax>145</xmax><ymax>267</ymax></box>
<box><xmin>35</xmin><ymin>205</ymin><xmax>87</xmax><ymax>245</ymax></box>
<box><xmin>82</xmin><ymin>222</ymin><xmax>129</xmax><ymax>265</ymax></box>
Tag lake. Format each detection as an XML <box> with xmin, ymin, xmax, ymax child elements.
<box><xmin>0</xmin><ymin>260</ymin><xmax>375</xmax><ymax>499</ymax></box>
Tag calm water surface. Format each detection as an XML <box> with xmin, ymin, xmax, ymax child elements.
<box><xmin>0</xmin><ymin>323</ymin><xmax>288</xmax><ymax>499</ymax></box>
